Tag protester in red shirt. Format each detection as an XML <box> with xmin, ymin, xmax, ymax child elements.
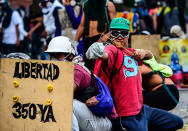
<box><xmin>86</xmin><ymin>17</ymin><xmax>183</xmax><ymax>131</ymax></box>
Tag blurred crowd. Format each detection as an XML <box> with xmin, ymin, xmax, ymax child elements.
<box><xmin>0</xmin><ymin>0</ymin><xmax>187</xmax><ymax>60</ymax></box>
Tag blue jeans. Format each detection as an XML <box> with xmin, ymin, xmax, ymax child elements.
<box><xmin>31</xmin><ymin>31</ymin><xmax>43</xmax><ymax>59</ymax></box>
<box><xmin>111</xmin><ymin>104</ymin><xmax>183</xmax><ymax>131</ymax></box>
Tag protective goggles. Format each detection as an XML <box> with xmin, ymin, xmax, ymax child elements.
<box><xmin>110</xmin><ymin>30</ymin><xmax>129</xmax><ymax>38</ymax></box>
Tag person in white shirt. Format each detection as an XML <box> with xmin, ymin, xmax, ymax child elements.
<box><xmin>0</xmin><ymin>1</ymin><xmax>21</xmax><ymax>54</ymax></box>
<box><xmin>40</xmin><ymin>0</ymin><xmax>63</xmax><ymax>38</ymax></box>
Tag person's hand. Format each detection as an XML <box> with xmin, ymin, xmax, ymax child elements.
<box><xmin>86</xmin><ymin>42</ymin><xmax>105</xmax><ymax>59</ymax></box>
<box><xmin>42</xmin><ymin>45</ymin><xmax>47</xmax><ymax>52</ymax></box>
<box><xmin>133</xmin><ymin>49</ymin><xmax>146</xmax><ymax>60</ymax></box>
<box><xmin>16</xmin><ymin>39</ymin><xmax>20</xmax><ymax>46</ymax></box>
<box><xmin>30</xmin><ymin>19</ymin><xmax>36</xmax><ymax>23</ymax></box>
<box><xmin>41</xmin><ymin>30</ymin><xmax>47</xmax><ymax>38</ymax></box>
<box><xmin>27</xmin><ymin>31</ymin><xmax>32</xmax><ymax>40</ymax></box>
<box><xmin>85</xmin><ymin>96</ymin><xmax>99</xmax><ymax>107</ymax></box>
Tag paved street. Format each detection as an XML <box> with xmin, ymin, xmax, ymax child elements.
<box><xmin>171</xmin><ymin>88</ymin><xmax>188</xmax><ymax>130</ymax></box>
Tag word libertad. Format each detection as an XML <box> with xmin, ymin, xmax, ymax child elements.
<box><xmin>13</xmin><ymin>62</ymin><xmax>60</xmax><ymax>81</ymax></box>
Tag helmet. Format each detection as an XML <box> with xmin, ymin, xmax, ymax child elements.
<box><xmin>110</xmin><ymin>17</ymin><xmax>130</xmax><ymax>31</ymax></box>
<box><xmin>170</xmin><ymin>25</ymin><xmax>185</xmax><ymax>38</ymax></box>
<box><xmin>45</xmin><ymin>36</ymin><xmax>76</xmax><ymax>55</ymax></box>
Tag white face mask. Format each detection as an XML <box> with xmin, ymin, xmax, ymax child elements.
<box><xmin>46</xmin><ymin>1</ymin><xmax>53</xmax><ymax>8</ymax></box>
<box><xmin>61</xmin><ymin>53</ymin><xmax>72</xmax><ymax>62</ymax></box>
<box><xmin>71</xmin><ymin>0</ymin><xmax>76</xmax><ymax>6</ymax></box>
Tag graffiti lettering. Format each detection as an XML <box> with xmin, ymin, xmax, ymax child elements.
<box><xmin>12</xmin><ymin>102</ymin><xmax>56</xmax><ymax>122</ymax></box>
<box><xmin>13</xmin><ymin>62</ymin><xmax>59</xmax><ymax>81</ymax></box>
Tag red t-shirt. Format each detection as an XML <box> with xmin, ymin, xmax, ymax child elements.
<box><xmin>103</xmin><ymin>45</ymin><xmax>143</xmax><ymax>117</ymax></box>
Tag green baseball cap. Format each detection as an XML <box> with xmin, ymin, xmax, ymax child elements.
<box><xmin>110</xmin><ymin>17</ymin><xmax>130</xmax><ymax>31</ymax></box>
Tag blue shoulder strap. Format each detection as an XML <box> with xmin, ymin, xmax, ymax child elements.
<box><xmin>158</xmin><ymin>72</ymin><xmax>179</xmax><ymax>105</ymax></box>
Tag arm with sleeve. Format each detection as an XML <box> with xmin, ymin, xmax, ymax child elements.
<box><xmin>19</xmin><ymin>23</ymin><xmax>28</xmax><ymax>37</ymax></box>
<box><xmin>13</xmin><ymin>11</ymin><xmax>21</xmax><ymax>44</ymax></box>
<box><xmin>65</xmin><ymin>5</ymin><xmax>82</xmax><ymax>29</ymax></box>
<box><xmin>74</xmin><ymin>69</ymin><xmax>84</xmax><ymax>90</ymax></box>
<box><xmin>74</xmin><ymin>64</ymin><xmax>91</xmax><ymax>90</ymax></box>
<box><xmin>53</xmin><ymin>7</ymin><xmax>62</xmax><ymax>36</ymax></box>
<box><xmin>104</xmin><ymin>45</ymin><xmax>118</xmax><ymax>70</ymax></box>
<box><xmin>17</xmin><ymin>14</ymin><xmax>28</xmax><ymax>39</ymax></box>
<box><xmin>13</xmin><ymin>11</ymin><xmax>21</xmax><ymax>27</ymax></box>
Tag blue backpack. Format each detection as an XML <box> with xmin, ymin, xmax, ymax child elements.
<box><xmin>88</xmin><ymin>72</ymin><xmax>114</xmax><ymax>116</ymax></box>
